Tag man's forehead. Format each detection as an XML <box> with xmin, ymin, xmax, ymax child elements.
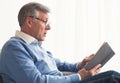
<box><xmin>38</xmin><ymin>11</ymin><xmax>49</xmax><ymax>19</ymax></box>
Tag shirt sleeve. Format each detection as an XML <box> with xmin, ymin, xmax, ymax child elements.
<box><xmin>2</xmin><ymin>41</ymin><xmax>81</xmax><ymax>83</ymax></box>
<box><xmin>53</xmin><ymin>57</ymin><xmax>79</xmax><ymax>72</ymax></box>
<box><xmin>47</xmin><ymin>51</ymin><xmax>82</xmax><ymax>80</ymax></box>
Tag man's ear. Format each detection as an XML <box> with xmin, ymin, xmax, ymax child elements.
<box><xmin>26</xmin><ymin>17</ymin><xmax>32</xmax><ymax>27</ymax></box>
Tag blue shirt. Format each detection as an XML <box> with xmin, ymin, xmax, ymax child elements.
<box><xmin>0</xmin><ymin>30</ymin><xmax>81</xmax><ymax>83</ymax></box>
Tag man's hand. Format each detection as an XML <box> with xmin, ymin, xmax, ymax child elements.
<box><xmin>78</xmin><ymin>64</ymin><xmax>101</xmax><ymax>80</ymax></box>
<box><xmin>78</xmin><ymin>54</ymin><xmax>95</xmax><ymax>69</ymax></box>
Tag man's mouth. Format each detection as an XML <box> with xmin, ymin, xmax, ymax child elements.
<box><xmin>44</xmin><ymin>32</ymin><xmax>47</xmax><ymax>36</ymax></box>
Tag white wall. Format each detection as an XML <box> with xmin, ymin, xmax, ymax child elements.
<box><xmin>0</xmin><ymin>0</ymin><xmax>120</xmax><ymax>72</ymax></box>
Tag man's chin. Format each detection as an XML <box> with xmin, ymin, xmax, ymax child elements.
<box><xmin>39</xmin><ymin>38</ymin><xmax>45</xmax><ymax>41</ymax></box>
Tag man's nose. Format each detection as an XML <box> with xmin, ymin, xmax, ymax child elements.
<box><xmin>46</xmin><ymin>24</ymin><xmax>51</xmax><ymax>30</ymax></box>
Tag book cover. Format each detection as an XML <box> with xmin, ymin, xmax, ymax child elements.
<box><xmin>85</xmin><ymin>42</ymin><xmax>115</xmax><ymax>70</ymax></box>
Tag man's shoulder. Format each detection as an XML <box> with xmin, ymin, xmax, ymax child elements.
<box><xmin>9</xmin><ymin>37</ymin><xmax>25</xmax><ymax>42</ymax></box>
<box><xmin>3</xmin><ymin>37</ymin><xmax>26</xmax><ymax>49</ymax></box>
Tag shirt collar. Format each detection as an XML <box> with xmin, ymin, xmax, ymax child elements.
<box><xmin>15</xmin><ymin>30</ymin><xmax>42</xmax><ymax>45</ymax></box>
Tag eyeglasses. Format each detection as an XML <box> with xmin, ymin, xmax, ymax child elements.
<box><xmin>29</xmin><ymin>16</ymin><xmax>50</xmax><ymax>26</ymax></box>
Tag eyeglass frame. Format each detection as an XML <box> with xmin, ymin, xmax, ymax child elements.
<box><xmin>29</xmin><ymin>16</ymin><xmax>50</xmax><ymax>26</ymax></box>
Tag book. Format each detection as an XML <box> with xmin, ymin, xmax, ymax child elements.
<box><xmin>85</xmin><ymin>42</ymin><xmax>115</xmax><ymax>70</ymax></box>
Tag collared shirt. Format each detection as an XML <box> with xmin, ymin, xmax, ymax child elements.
<box><xmin>15</xmin><ymin>30</ymin><xmax>37</xmax><ymax>44</ymax></box>
<box><xmin>0</xmin><ymin>30</ymin><xmax>81</xmax><ymax>83</ymax></box>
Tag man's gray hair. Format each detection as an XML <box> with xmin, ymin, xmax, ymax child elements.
<box><xmin>18</xmin><ymin>2</ymin><xmax>50</xmax><ymax>27</ymax></box>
